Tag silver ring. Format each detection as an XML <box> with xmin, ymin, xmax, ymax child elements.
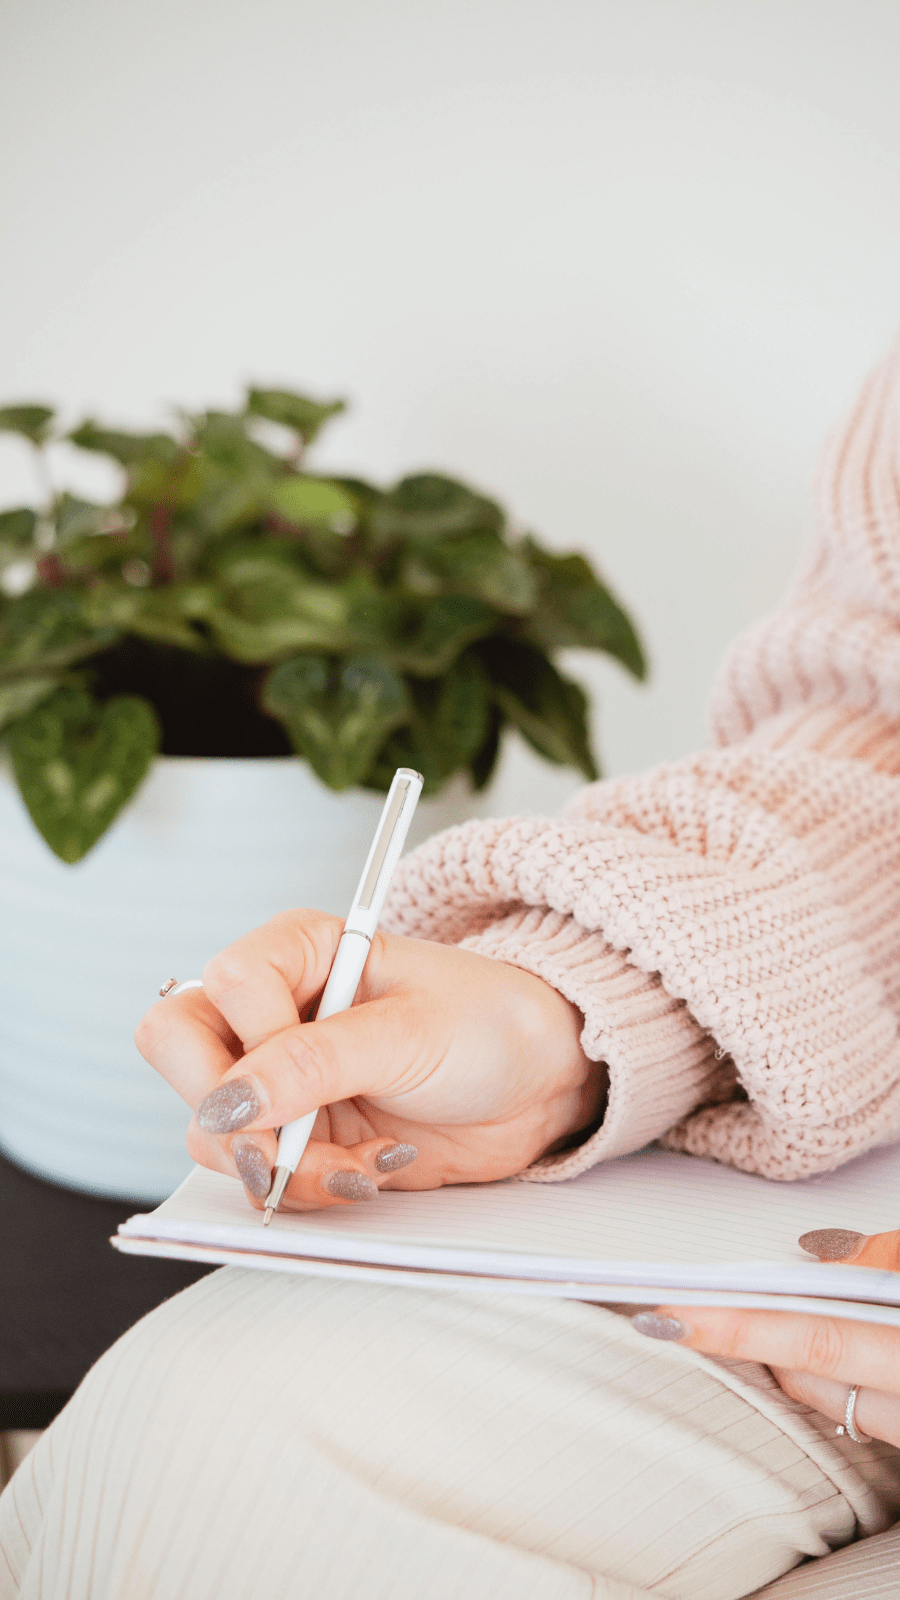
<box><xmin>159</xmin><ymin>977</ymin><xmax>204</xmax><ymax>999</ymax></box>
<box><xmin>836</xmin><ymin>1384</ymin><xmax>871</xmax><ymax>1444</ymax></box>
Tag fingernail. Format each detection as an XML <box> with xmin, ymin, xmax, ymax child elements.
<box><xmin>374</xmin><ymin>1143</ymin><xmax>418</xmax><ymax>1173</ymax></box>
<box><xmin>325</xmin><ymin>1170</ymin><xmax>379</xmax><ymax>1202</ymax></box>
<box><xmin>232</xmin><ymin>1139</ymin><xmax>272</xmax><ymax>1200</ymax></box>
<box><xmin>197</xmin><ymin>1077</ymin><xmax>261</xmax><ymax>1134</ymax></box>
<box><xmin>631</xmin><ymin>1313</ymin><xmax>690</xmax><ymax>1342</ymax></box>
<box><xmin>798</xmin><ymin>1228</ymin><xmax>865</xmax><ymax>1261</ymax></box>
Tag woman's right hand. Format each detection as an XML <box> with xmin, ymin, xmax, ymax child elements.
<box><xmin>135</xmin><ymin>908</ymin><xmax>605</xmax><ymax>1212</ymax></box>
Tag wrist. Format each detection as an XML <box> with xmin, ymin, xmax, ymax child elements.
<box><xmin>503</xmin><ymin>963</ymin><xmax>607</xmax><ymax>1159</ymax></box>
<box><xmin>541</xmin><ymin>1059</ymin><xmax>609</xmax><ymax>1157</ymax></box>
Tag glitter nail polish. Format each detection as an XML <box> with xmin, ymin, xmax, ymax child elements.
<box><xmin>197</xmin><ymin>1077</ymin><xmax>261</xmax><ymax>1134</ymax></box>
<box><xmin>374</xmin><ymin>1143</ymin><xmax>418</xmax><ymax>1173</ymax></box>
<box><xmin>798</xmin><ymin>1228</ymin><xmax>865</xmax><ymax>1261</ymax></box>
<box><xmin>325</xmin><ymin>1170</ymin><xmax>379</xmax><ymax>1202</ymax></box>
<box><xmin>631</xmin><ymin>1312</ymin><xmax>689</xmax><ymax>1342</ymax></box>
<box><xmin>232</xmin><ymin>1139</ymin><xmax>272</xmax><ymax>1199</ymax></box>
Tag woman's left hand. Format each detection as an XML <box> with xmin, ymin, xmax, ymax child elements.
<box><xmin>633</xmin><ymin>1228</ymin><xmax>900</xmax><ymax>1449</ymax></box>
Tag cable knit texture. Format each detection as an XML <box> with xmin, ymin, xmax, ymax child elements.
<box><xmin>383</xmin><ymin>339</ymin><xmax>900</xmax><ymax>1182</ymax></box>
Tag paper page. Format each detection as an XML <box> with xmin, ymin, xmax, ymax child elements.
<box><xmin>119</xmin><ymin>1140</ymin><xmax>900</xmax><ymax>1304</ymax></box>
<box><xmin>111</xmin><ymin>1234</ymin><xmax>900</xmax><ymax>1326</ymax></box>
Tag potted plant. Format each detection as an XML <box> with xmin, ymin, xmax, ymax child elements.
<box><xmin>0</xmin><ymin>391</ymin><xmax>645</xmax><ymax>1200</ymax></box>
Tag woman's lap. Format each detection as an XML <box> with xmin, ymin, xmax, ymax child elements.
<box><xmin>1</xmin><ymin>1267</ymin><xmax>899</xmax><ymax>1600</ymax></box>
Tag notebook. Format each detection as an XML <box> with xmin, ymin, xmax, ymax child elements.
<box><xmin>113</xmin><ymin>1139</ymin><xmax>900</xmax><ymax>1324</ymax></box>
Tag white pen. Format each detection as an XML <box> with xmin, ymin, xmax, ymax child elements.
<box><xmin>262</xmin><ymin>766</ymin><xmax>424</xmax><ymax>1224</ymax></box>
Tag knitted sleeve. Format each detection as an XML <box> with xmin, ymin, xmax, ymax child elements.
<box><xmin>383</xmin><ymin>339</ymin><xmax>900</xmax><ymax>1182</ymax></box>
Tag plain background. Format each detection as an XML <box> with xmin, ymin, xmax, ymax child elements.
<box><xmin>1</xmin><ymin>0</ymin><xmax>900</xmax><ymax>815</ymax></box>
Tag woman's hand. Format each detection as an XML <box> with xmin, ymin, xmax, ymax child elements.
<box><xmin>633</xmin><ymin>1229</ymin><xmax>900</xmax><ymax>1448</ymax></box>
<box><xmin>135</xmin><ymin>908</ymin><xmax>604</xmax><ymax>1212</ymax></box>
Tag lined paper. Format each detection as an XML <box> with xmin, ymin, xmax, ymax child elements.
<box><xmin>117</xmin><ymin>1141</ymin><xmax>900</xmax><ymax>1312</ymax></box>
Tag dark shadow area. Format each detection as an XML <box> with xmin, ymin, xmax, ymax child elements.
<box><xmin>90</xmin><ymin>636</ymin><xmax>294</xmax><ymax>757</ymax></box>
<box><xmin>0</xmin><ymin>1148</ymin><xmax>214</xmax><ymax>1429</ymax></box>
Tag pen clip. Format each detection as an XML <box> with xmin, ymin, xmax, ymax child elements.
<box><xmin>357</xmin><ymin>777</ymin><xmax>411</xmax><ymax>911</ymax></box>
<box><xmin>345</xmin><ymin>768</ymin><xmax>423</xmax><ymax>936</ymax></box>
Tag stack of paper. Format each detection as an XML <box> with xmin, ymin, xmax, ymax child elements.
<box><xmin>114</xmin><ymin>1141</ymin><xmax>900</xmax><ymax>1324</ymax></box>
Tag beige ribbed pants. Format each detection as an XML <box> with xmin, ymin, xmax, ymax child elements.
<box><xmin>2</xmin><ymin>1268</ymin><xmax>900</xmax><ymax>1600</ymax></box>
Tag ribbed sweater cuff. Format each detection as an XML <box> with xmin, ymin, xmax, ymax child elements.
<box><xmin>458</xmin><ymin>907</ymin><xmax>725</xmax><ymax>1182</ymax></box>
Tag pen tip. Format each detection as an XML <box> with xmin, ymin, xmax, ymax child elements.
<box><xmin>263</xmin><ymin>1207</ymin><xmax>274</xmax><ymax>1226</ymax></box>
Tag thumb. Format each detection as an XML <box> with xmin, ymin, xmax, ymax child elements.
<box><xmin>799</xmin><ymin>1227</ymin><xmax>900</xmax><ymax>1272</ymax></box>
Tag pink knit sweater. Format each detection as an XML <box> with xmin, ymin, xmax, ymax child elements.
<box><xmin>383</xmin><ymin>340</ymin><xmax>900</xmax><ymax>1183</ymax></box>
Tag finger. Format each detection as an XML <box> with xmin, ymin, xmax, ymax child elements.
<box><xmin>769</xmin><ymin>1367</ymin><xmax>900</xmax><ymax>1448</ymax></box>
<box><xmin>188</xmin><ymin>1114</ymin><xmax>418</xmax><ymax>1207</ymax></box>
<box><xmin>185</xmin><ymin>1114</ymin><xmax>324</xmax><ymax>1198</ymax></box>
<box><xmin>632</xmin><ymin>1305</ymin><xmax>900</xmax><ymax>1396</ymax></box>
<box><xmin>194</xmin><ymin>997</ymin><xmax>429</xmax><ymax>1137</ymax></box>
<box><xmin>799</xmin><ymin>1227</ymin><xmax>900</xmax><ymax>1272</ymax></box>
<box><xmin>187</xmin><ymin>1113</ymin><xmax>337</xmax><ymax>1198</ymax></box>
<box><xmin>223</xmin><ymin>1132</ymin><xmax>418</xmax><ymax>1212</ymax></box>
<box><xmin>276</xmin><ymin>1135</ymin><xmax>420</xmax><ymax>1211</ymax></box>
<box><xmin>135</xmin><ymin>987</ymin><xmax>241</xmax><ymax>1105</ymax></box>
<box><xmin>201</xmin><ymin>909</ymin><xmax>348</xmax><ymax>1050</ymax></box>
<box><xmin>769</xmin><ymin>1366</ymin><xmax>851</xmax><ymax>1419</ymax></box>
<box><xmin>853</xmin><ymin>1230</ymin><xmax>900</xmax><ymax>1270</ymax></box>
<box><xmin>184</xmin><ymin>1118</ymin><xmax>261</xmax><ymax>1180</ymax></box>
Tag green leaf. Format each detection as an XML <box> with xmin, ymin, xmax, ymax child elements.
<box><xmin>368</xmin><ymin>652</ymin><xmax>489</xmax><ymax>793</ymax></box>
<box><xmin>370</xmin><ymin>474</ymin><xmax>504</xmax><ymax>545</ymax></box>
<box><xmin>84</xmin><ymin>583</ymin><xmax>212</xmax><ymax>651</ymax></box>
<box><xmin>190</xmin><ymin>469</ymin><xmax>271</xmax><ymax>535</ymax></box>
<box><xmin>7</xmin><ymin>686</ymin><xmax>159</xmax><ymax>862</ymax></box>
<box><xmin>69</xmin><ymin>420</ymin><xmax>181</xmax><ymax>469</ymax></box>
<box><xmin>120</xmin><ymin>451</ymin><xmax>265</xmax><ymax>533</ymax></box>
<box><xmin>190</xmin><ymin>411</ymin><xmax>280</xmax><ymax>475</ymax></box>
<box><xmin>0</xmin><ymin>405</ymin><xmax>55</xmax><ymax>445</ymax></box>
<box><xmin>246</xmin><ymin>388</ymin><xmax>346</xmax><ymax>447</ymax></box>
<box><xmin>524</xmin><ymin>542</ymin><xmax>646</xmax><ymax>679</ymax></box>
<box><xmin>205</xmin><ymin>553</ymin><xmax>402</xmax><ymax>664</ymax></box>
<box><xmin>206</xmin><ymin>571</ymin><xmax>353</xmax><ymax>663</ymax></box>
<box><xmin>480</xmin><ymin>638</ymin><xmax>599</xmax><ymax>780</ymax></box>
<box><xmin>0</xmin><ymin>508</ymin><xmax>37</xmax><ymax>547</ymax></box>
<box><xmin>0</xmin><ymin>589</ymin><xmax>117</xmax><ymax>681</ymax></box>
<box><xmin>0</xmin><ymin>509</ymin><xmax>38</xmax><ymax>578</ymax></box>
<box><xmin>331</xmin><ymin>475</ymin><xmax>381</xmax><ymax>511</ymax></box>
<box><xmin>269</xmin><ymin>475</ymin><xmax>358</xmax><ymax>531</ymax></box>
<box><xmin>54</xmin><ymin>494</ymin><xmax>130</xmax><ymax>546</ymax></box>
<box><xmin>207</xmin><ymin>546</ymin><xmax>341</xmax><ymax>638</ymax></box>
<box><xmin>401</xmin><ymin>532</ymin><xmax>536</xmax><ymax>614</ymax></box>
<box><xmin>124</xmin><ymin>451</ymin><xmax>199</xmax><ymax>511</ymax></box>
<box><xmin>389</xmin><ymin>595</ymin><xmax>496</xmax><ymax>675</ymax></box>
<box><xmin>262</xmin><ymin>654</ymin><xmax>410</xmax><ymax>790</ymax></box>
<box><xmin>51</xmin><ymin>502</ymin><xmax>143</xmax><ymax>580</ymax></box>
<box><xmin>468</xmin><ymin>705</ymin><xmax>503</xmax><ymax>791</ymax></box>
<box><xmin>0</xmin><ymin>675</ymin><xmax>62</xmax><ymax>731</ymax></box>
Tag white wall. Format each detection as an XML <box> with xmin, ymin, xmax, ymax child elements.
<box><xmin>2</xmin><ymin>0</ymin><xmax>899</xmax><ymax>815</ymax></box>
